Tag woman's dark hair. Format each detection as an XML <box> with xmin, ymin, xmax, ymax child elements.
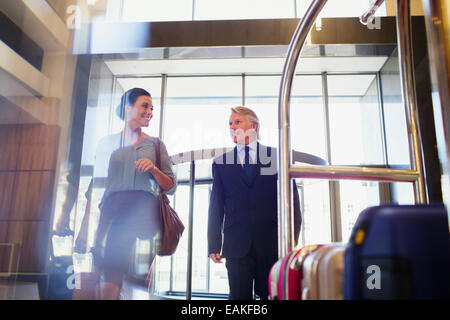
<box><xmin>116</xmin><ymin>87</ymin><xmax>151</xmax><ymax>120</ymax></box>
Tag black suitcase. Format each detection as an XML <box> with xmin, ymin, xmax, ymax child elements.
<box><xmin>344</xmin><ymin>204</ymin><xmax>450</xmax><ymax>300</ymax></box>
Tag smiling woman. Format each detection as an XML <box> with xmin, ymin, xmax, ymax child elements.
<box><xmin>125</xmin><ymin>95</ymin><xmax>154</xmax><ymax>129</ymax></box>
<box><xmin>73</xmin><ymin>87</ymin><xmax>177</xmax><ymax>300</ymax></box>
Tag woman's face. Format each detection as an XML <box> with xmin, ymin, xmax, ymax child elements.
<box><xmin>126</xmin><ymin>95</ymin><xmax>153</xmax><ymax>128</ymax></box>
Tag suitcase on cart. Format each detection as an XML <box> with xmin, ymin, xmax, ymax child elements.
<box><xmin>268</xmin><ymin>257</ymin><xmax>283</xmax><ymax>300</ymax></box>
<box><xmin>344</xmin><ymin>204</ymin><xmax>450</xmax><ymax>300</ymax></box>
<box><xmin>301</xmin><ymin>243</ymin><xmax>345</xmax><ymax>300</ymax></box>
<box><xmin>268</xmin><ymin>244</ymin><xmax>322</xmax><ymax>300</ymax></box>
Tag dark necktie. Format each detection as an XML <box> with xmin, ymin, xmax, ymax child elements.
<box><xmin>244</xmin><ymin>146</ymin><xmax>253</xmax><ymax>180</ymax></box>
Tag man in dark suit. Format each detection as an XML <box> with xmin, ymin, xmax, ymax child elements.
<box><xmin>208</xmin><ymin>106</ymin><xmax>301</xmax><ymax>300</ymax></box>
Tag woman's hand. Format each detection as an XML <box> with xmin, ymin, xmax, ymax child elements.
<box><xmin>135</xmin><ymin>157</ymin><xmax>174</xmax><ymax>191</ymax></box>
<box><xmin>135</xmin><ymin>158</ymin><xmax>157</xmax><ymax>173</ymax></box>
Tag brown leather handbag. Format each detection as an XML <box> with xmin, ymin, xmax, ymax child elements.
<box><xmin>154</xmin><ymin>139</ymin><xmax>185</xmax><ymax>256</ymax></box>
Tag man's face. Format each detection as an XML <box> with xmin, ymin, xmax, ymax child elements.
<box><xmin>229</xmin><ymin>112</ymin><xmax>257</xmax><ymax>145</ymax></box>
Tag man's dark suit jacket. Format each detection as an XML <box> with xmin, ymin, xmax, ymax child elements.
<box><xmin>207</xmin><ymin>142</ymin><xmax>301</xmax><ymax>259</ymax></box>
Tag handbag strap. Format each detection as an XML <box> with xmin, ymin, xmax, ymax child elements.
<box><xmin>154</xmin><ymin>138</ymin><xmax>162</xmax><ymax>196</ymax></box>
<box><xmin>154</xmin><ymin>138</ymin><xmax>161</xmax><ymax>168</ymax></box>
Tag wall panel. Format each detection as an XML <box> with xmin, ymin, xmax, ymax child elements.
<box><xmin>0</xmin><ymin>124</ymin><xmax>59</xmax><ymax>274</ymax></box>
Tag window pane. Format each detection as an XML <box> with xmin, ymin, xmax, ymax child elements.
<box><xmin>244</xmin><ymin>76</ymin><xmax>279</xmax><ymax>148</ymax></box>
<box><xmin>193</xmin><ymin>159</ymin><xmax>213</xmax><ymax>180</ymax></box>
<box><xmin>203</xmin><ymin>181</ymin><xmax>229</xmax><ymax>295</ymax></box>
<box><xmin>121</xmin><ymin>0</ymin><xmax>193</xmax><ymax>22</ymax></box>
<box><xmin>71</xmin><ymin>177</ymin><xmax>95</xmax><ymax>246</ymax></box>
<box><xmin>154</xmin><ymin>256</ymin><xmax>171</xmax><ymax>294</ymax></box>
<box><xmin>328</xmin><ymin>74</ymin><xmax>384</xmax><ymax>165</ymax></box>
<box><xmin>163</xmin><ymin>76</ymin><xmax>242</xmax><ymax>155</ymax></box>
<box><xmin>339</xmin><ymin>181</ymin><xmax>380</xmax><ymax>242</ymax></box>
<box><xmin>209</xmin><ymin>256</ymin><xmax>229</xmax><ymax>294</ymax></box>
<box><xmin>195</xmin><ymin>0</ymin><xmax>295</xmax><ymax>20</ymax></box>
<box><xmin>390</xmin><ymin>182</ymin><xmax>415</xmax><ymax>205</ymax></box>
<box><xmin>383</xmin><ymin>101</ymin><xmax>410</xmax><ymax>165</ymax></box>
<box><xmin>191</xmin><ymin>184</ymin><xmax>210</xmax><ymax>292</ymax></box>
<box><xmin>169</xmin><ymin>184</ymin><xmax>190</xmax><ymax>293</ymax></box>
<box><xmin>154</xmin><ymin>180</ymin><xmax>192</xmax><ymax>295</ymax></box>
<box><xmin>245</xmin><ymin>75</ymin><xmax>326</xmax><ymax>160</ymax></box>
<box><xmin>173</xmin><ymin>162</ymin><xmax>191</xmax><ymax>181</ymax></box>
<box><xmin>297</xmin><ymin>0</ymin><xmax>387</xmax><ymax>18</ymax></box>
<box><xmin>380</xmin><ymin>55</ymin><xmax>410</xmax><ymax>165</ymax></box>
<box><xmin>291</xmin><ymin>75</ymin><xmax>326</xmax><ymax>160</ymax></box>
<box><xmin>298</xmin><ymin>180</ymin><xmax>331</xmax><ymax>245</ymax></box>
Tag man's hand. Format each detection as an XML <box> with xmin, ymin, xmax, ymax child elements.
<box><xmin>209</xmin><ymin>253</ymin><xmax>223</xmax><ymax>264</ymax></box>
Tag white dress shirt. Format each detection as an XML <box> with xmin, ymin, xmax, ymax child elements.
<box><xmin>236</xmin><ymin>139</ymin><xmax>258</xmax><ymax>166</ymax></box>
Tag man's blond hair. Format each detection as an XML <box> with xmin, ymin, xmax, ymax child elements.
<box><xmin>231</xmin><ymin>106</ymin><xmax>260</xmax><ymax>139</ymax></box>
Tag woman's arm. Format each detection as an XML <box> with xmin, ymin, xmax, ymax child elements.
<box><xmin>149</xmin><ymin>164</ymin><xmax>174</xmax><ymax>191</ymax></box>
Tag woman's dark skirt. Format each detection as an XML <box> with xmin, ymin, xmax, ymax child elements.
<box><xmin>97</xmin><ymin>191</ymin><xmax>161</xmax><ymax>274</ymax></box>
